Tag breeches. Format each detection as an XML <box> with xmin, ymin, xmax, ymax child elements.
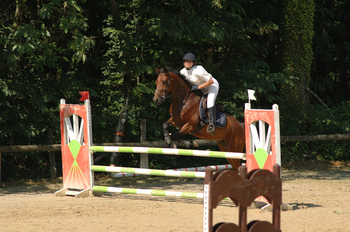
<box><xmin>207</xmin><ymin>80</ymin><xmax>219</xmax><ymax>108</ymax></box>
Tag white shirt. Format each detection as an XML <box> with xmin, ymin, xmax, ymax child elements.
<box><xmin>180</xmin><ymin>65</ymin><xmax>217</xmax><ymax>94</ymax></box>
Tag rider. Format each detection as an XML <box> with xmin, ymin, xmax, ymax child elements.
<box><xmin>180</xmin><ymin>53</ymin><xmax>219</xmax><ymax>135</ymax></box>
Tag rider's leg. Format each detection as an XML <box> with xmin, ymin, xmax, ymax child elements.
<box><xmin>207</xmin><ymin>82</ymin><xmax>219</xmax><ymax>135</ymax></box>
<box><xmin>207</xmin><ymin>106</ymin><xmax>216</xmax><ymax>135</ymax></box>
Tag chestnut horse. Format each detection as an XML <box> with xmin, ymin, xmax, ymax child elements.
<box><xmin>153</xmin><ymin>68</ymin><xmax>245</xmax><ymax>171</ymax></box>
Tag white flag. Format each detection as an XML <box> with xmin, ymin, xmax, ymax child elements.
<box><xmin>247</xmin><ymin>89</ymin><xmax>256</xmax><ymax>101</ymax></box>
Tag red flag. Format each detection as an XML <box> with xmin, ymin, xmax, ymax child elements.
<box><xmin>79</xmin><ymin>91</ymin><xmax>90</xmax><ymax>101</ymax></box>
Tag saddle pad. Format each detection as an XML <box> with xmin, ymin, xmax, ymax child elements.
<box><xmin>199</xmin><ymin>97</ymin><xmax>226</xmax><ymax>128</ymax></box>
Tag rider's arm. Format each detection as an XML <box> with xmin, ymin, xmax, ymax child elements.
<box><xmin>193</xmin><ymin>66</ymin><xmax>214</xmax><ymax>90</ymax></box>
<box><xmin>197</xmin><ymin>78</ymin><xmax>214</xmax><ymax>90</ymax></box>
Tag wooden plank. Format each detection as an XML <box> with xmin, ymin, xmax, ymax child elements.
<box><xmin>94</xmin><ymin>140</ymin><xmax>217</xmax><ymax>147</ymax></box>
<box><xmin>281</xmin><ymin>134</ymin><xmax>350</xmax><ymax>142</ymax></box>
<box><xmin>0</xmin><ymin>134</ymin><xmax>349</xmax><ymax>154</ymax></box>
<box><xmin>0</xmin><ymin>144</ymin><xmax>61</xmax><ymax>153</ymax></box>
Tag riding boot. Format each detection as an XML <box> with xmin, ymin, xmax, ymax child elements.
<box><xmin>207</xmin><ymin>107</ymin><xmax>216</xmax><ymax>135</ymax></box>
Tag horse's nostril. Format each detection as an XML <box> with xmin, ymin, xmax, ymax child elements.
<box><xmin>153</xmin><ymin>97</ymin><xmax>160</xmax><ymax>105</ymax></box>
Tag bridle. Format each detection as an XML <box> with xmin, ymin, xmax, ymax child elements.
<box><xmin>154</xmin><ymin>71</ymin><xmax>192</xmax><ymax>101</ymax></box>
<box><xmin>154</xmin><ymin>72</ymin><xmax>172</xmax><ymax>101</ymax></box>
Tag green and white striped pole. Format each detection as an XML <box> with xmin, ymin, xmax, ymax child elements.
<box><xmin>90</xmin><ymin>146</ymin><xmax>246</xmax><ymax>160</ymax></box>
<box><xmin>93</xmin><ymin>186</ymin><xmax>204</xmax><ymax>199</ymax></box>
<box><xmin>110</xmin><ymin>164</ymin><xmax>232</xmax><ymax>178</ymax></box>
<box><xmin>111</xmin><ymin>164</ymin><xmax>232</xmax><ymax>178</ymax></box>
<box><xmin>91</xmin><ymin>165</ymin><xmax>206</xmax><ymax>178</ymax></box>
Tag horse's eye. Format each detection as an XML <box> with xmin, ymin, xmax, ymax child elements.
<box><xmin>163</xmin><ymin>81</ymin><xmax>167</xmax><ymax>84</ymax></box>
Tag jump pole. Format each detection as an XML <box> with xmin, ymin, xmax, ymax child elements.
<box><xmin>56</xmin><ymin>91</ymin><xmax>281</xmax><ymax>199</ymax></box>
<box><xmin>90</xmin><ymin>146</ymin><xmax>246</xmax><ymax>159</ymax></box>
<box><xmin>111</xmin><ymin>164</ymin><xmax>232</xmax><ymax>178</ymax></box>
<box><xmin>91</xmin><ymin>165</ymin><xmax>207</xmax><ymax>178</ymax></box>
<box><xmin>93</xmin><ymin>186</ymin><xmax>204</xmax><ymax>199</ymax></box>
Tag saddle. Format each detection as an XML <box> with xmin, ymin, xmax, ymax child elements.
<box><xmin>199</xmin><ymin>95</ymin><xmax>226</xmax><ymax>128</ymax></box>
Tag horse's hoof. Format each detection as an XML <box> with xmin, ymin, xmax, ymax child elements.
<box><xmin>165</xmin><ymin>137</ymin><xmax>172</xmax><ymax>145</ymax></box>
<box><xmin>170</xmin><ymin>143</ymin><xmax>177</xmax><ymax>149</ymax></box>
<box><xmin>192</xmin><ymin>140</ymin><xmax>199</xmax><ymax>148</ymax></box>
<box><xmin>181</xmin><ymin>140</ymin><xmax>192</xmax><ymax>148</ymax></box>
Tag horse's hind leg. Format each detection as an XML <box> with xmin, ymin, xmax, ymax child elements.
<box><xmin>172</xmin><ymin>134</ymin><xmax>194</xmax><ymax>148</ymax></box>
<box><xmin>227</xmin><ymin>158</ymin><xmax>241</xmax><ymax>173</ymax></box>
<box><xmin>217</xmin><ymin>141</ymin><xmax>241</xmax><ymax>172</ymax></box>
<box><xmin>171</xmin><ymin>122</ymin><xmax>199</xmax><ymax>148</ymax></box>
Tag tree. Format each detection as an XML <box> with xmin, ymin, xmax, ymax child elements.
<box><xmin>0</xmin><ymin>0</ymin><xmax>95</xmax><ymax>180</ymax></box>
<box><xmin>280</xmin><ymin>0</ymin><xmax>315</xmax><ymax>134</ymax></box>
<box><xmin>5</xmin><ymin>0</ymin><xmax>348</xmax><ymax>181</ymax></box>
<box><xmin>312</xmin><ymin>0</ymin><xmax>350</xmax><ymax>104</ymax></box>
<box><xmin>282</xmin><ymin>0</ymin><xmax>315</xmax><ymax>104</ymax></box>
<box><xmin>0</xmin><ymin>0</ymin><xmax>94</xmax><ymax>143</ymax></box>
<box><xmin>102</xmin><ymin>0</ymin><xmax>283</xmax><ymax>120</ymax></box>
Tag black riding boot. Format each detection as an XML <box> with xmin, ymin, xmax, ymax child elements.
<box><xmin>207</xmin><ymin>107</ymin><xmax>216</xmax><ymax>135</ymax></box>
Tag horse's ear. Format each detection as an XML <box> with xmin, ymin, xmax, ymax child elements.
<box><xmin>155</xmin><ymin>68</ymin><xmax>160</xmax><ymax>74</ymax></box>
<box><xmin>162</xmin><ymin>67</ymin><xmax>168</xmax><ymax>74</ymax></box>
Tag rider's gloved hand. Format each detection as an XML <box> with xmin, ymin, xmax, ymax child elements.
<box><xmin>191</xmin><ymin>86</ymin><xmax>198</xmax><ymax>91</ymax></box>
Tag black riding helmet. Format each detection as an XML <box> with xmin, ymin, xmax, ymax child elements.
<box><xmin>183</xmin><ymin>53</ymin><xmax>196</xmax><ymax>62</ymax></box>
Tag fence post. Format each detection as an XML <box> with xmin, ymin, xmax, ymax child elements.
<box><xmin>48</xmin><ymin>129</ymin><xmax>57</xmax><ymax>179</ymax></box>
<box><xmin>140</xmin><ymin>119</ymin><xmax>148</xmax><ymax>168</ymax></box>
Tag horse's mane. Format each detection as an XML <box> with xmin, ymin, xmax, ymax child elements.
<box><xmin>161</xmin><ymin>67</ymin><xmax>191</xmax><ymax>88</ymax></box>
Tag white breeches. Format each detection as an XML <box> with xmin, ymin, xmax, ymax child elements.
<box><xmin>207</xmin><ymin>78</ymin><xmax>219</xmax><ymax>108</ymax></box>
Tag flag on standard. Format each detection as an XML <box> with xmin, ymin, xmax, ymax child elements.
<box><xmin>247</xmin><ymin>89</ymin><xmax>256</xmax><ymax>101</ymax></box>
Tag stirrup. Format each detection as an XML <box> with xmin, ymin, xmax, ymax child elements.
<box><xmin>207</xmin><ymin>123</ymin><xmax>215</xmax><ymax>135</ymax></box>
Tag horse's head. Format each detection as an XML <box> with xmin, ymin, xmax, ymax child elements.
<box><xmin>153</xmin><ymin>68</ymin><xmax>172</xmax><ymax>106</ymax></box>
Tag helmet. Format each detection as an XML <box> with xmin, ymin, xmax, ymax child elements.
<box><xmin>183</xmin><ymin>53</ymin><xmax>196</xmax><ymax>62</ymax></box>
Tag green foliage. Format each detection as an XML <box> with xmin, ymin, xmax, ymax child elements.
<box><xmin>282</xmin><ymin>140</ymin><xmax>350</xmax><ymax>162</ymax></box>
<box><xmin>0</xmin><ymin>0</ymin><xmax>349</xmax><ymax>181</ymax></box>
<box><xmin>281</xmin><ymin>101</ymin><xmax>350</xmax><ymax>162</ymax></box>
<box><xmin>312</xmin><ymin>1</ymin><xmax>350</xmax><ymax>104</ymax></box>
<box><xmin>1</xmin><ymin>0</ymin><xmax>94</xmax><ymax>141</ymax></box>
<box><xmin>0</xmin><ymin>0</ymin><xmax>96</xmax><ymax>180</ymax></box>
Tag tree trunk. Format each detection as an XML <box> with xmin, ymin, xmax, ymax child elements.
<box><xmin>337</xmin><ymin>2</ymin><xmax>350</xmax><ymax>99</ymax></box>
<box><xmin>109</xmin><ymin>0</ymin><xmax>122</xmax><ymax>29</ymax></box>
<box><xmin>13</xmin><ymin>0</ymin><xmax>25</xmax><ymax>29</ymax></box>
<box><xmin>281</xmin><ymin>0</ymin><xmax>315</xmax><ymax>109</ymax></box>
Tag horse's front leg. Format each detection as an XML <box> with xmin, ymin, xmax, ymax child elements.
<box><xmin>163</xmin><ymin>118</ymin><xmax>174</xmax><ymax>145</ymax></box>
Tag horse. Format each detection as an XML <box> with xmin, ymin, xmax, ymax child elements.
<box><xmin>153</xmin><ymin>67</ymin><xmax>245</xmax><ymax>171</ymax></box>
